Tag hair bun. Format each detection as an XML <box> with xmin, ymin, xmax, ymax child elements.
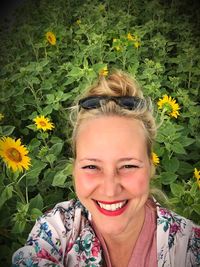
<box><xmin>86</xmin><ymin>70</ymin><xmax>144</xmax><ymax>98</ymax></box>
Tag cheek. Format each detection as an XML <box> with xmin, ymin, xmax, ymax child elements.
<box><xmin>123</xmin><ymin>171</ymin><xmax>150</xmax><ymax>196</ymax></box>
<box><xmin>74</xmin><ymin>173</ymin><xmax>99</xmax><ymax>197</ymax></box>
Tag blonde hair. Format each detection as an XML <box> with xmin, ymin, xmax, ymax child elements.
<box><xmin>70</xmin><ymin>70</ymin><xmax>157</xmax><ymax>159</ymax></box>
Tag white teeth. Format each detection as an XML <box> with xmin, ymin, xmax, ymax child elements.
<box><xmin>97</xmin><ymin>201</ymin><xmax>127</xmax><ymax>211</ymax></box>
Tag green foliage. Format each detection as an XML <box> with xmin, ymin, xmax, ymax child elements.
<box><xmin>0</xmin><ymin>0</ymin><xmax>200</xmax><ymax>264</ymax></box>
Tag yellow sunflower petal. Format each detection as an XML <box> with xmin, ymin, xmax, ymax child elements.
<box><xmin>127</xmin><ymin>33</ymin><xmax>135</xmax><ymax>41</ymax></box>
<box><xmin>76</xmin><ymin>19</ymin><xmax>81</xmax><ymax>25</ymax></box>
<box><xmin>45</xmin><ymin>31</ymin><xmax>56</xmax><ymax>45</ymax></box>
<box><xmin>134</xmin><ymin>41</ymin><xmax>141</xmax><ymax>48</ymax></box>
<box><xmin>99</xmin><ymin>66</ymin><xmax>108</xmax><ymax>76</ymax></box>
<box><xmin>33</xmin><ymin>115</ymin><xmax>55</xmax><ymax>131</ymax></box>
<box><xmin>194</xmin><ymin>168</ymin><xmax>200</xmax><ymax>189</ymax></box>
<box><xmin>0</xmin><ymin>137</ymin><xmax>31</xmax><ymax>173</ymax></box>
<box><xmin>151</xmin><ymin>152</ymin><xmax>160</xmax><ymax>166</ymax></box>
<box><xmin>157</xmin><ymin>94</ymin><xmax>180</xmax><ymax>118</ymax></box>
<box><xmin>0</xmin><ymin>113</ymin><xmax>4</xmax><ymax>121</ymax></box>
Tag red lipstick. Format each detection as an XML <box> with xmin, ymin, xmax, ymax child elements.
<box><xmin>94</xmin><ymin>200</ymin><xmax>128</xmax><ymax>216</ymax></box>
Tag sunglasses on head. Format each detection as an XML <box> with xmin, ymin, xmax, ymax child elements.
<box><xmin>78</xmin><ymin>95</ymin><xmax>145</xmax><ymax>110</ymax></box>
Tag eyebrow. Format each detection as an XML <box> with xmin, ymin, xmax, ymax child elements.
<box><xmin>79</xmin><ymin>157</ymin><xmax>142</xmax><ymax>163</ymax></box>
<box><xmin>79</xmin><ymin>158</ymin><xmax>102</xmax><ymax>162</ymax></box>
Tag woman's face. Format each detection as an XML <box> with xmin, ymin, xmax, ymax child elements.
<box><xmin>73</xmin><ymin>116</ymin><xmax>151</xmax><ymax>237</ymax></box>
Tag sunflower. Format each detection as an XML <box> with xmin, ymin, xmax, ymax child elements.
<box><xmin>99</xmin><ymin>66</ymin><xmax>108</xmax><ymax>76</ymax></box>
<box><xmin>33</xmin><ymin>115</ymin><xmax>54</xmax><ymax>131</ymax></box>
<box><xmin>0</xmin><ymin>113</ymin><xmax>4</xmax><ymax>121</ymax></box>
<box><xmin>114</xmin><ymin>45</ymin><xmax>122</xmax><ymax>51</ymax></box>
<box><xmin>157</xmin><ymin>94</ymin><xmax>180</xmax><ymax>118</ymax></box>
<box><xmin>45</xmin><ymin>31</ymin><xmax>56</xmax><ymax>45</ymax></box>
<box><xmin>98</xmin><ymin>4</ymin><xmax>106</xmax><ymax>12</ymax></box>
<box><xmin>76</xmin><ymin>19</ymin><xmax>81</xmax><ymax>25</ymax></box>
<box><xmin>194</xmin><ymin>168</ymin><xmax>200</xmax><ymax>189</ymax></box>
<box><xmin>127</xmin><ymin>33</ymin><xmax>135</xmax><ymax>41</ymax></box>
<box><xmin>134</xmin><ymin>41</ymin><xmax>141</xmax><ymax>48</ymax></box>
<box><xmin>151</xmin><ymin>152</ymin><xmax>160</xmax><ymax>166</ymax></box>
<box><xmin>0</xmin><ymin>137</ymin><xmax>31</xmax><ymax>173</ymax></box>
<box><xmin>113</xmin><ymin>38</ymin><xmax>122</xmax><ymax>51</ymax></box>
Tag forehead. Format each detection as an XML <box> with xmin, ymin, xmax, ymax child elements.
<box><xmin>76</xmin><ymin>116</ymin><xmax>147</xmax><ymax>156</ymax></box>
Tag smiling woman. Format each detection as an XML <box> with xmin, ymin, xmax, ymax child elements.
<box><xmin>12</xmin><ymin>71</ymin><xmax>200</xmax><ymax>267</ymax></box>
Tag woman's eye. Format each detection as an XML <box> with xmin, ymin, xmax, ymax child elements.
<box><xmin>121</xmin><ymin>165</ymin><xmax>139</xmax><ymax>169</ymax></box>
<box><xmin>82</xmin><ymin>165</ymin><xmax>98</xmax><ymax>170</ymax></box>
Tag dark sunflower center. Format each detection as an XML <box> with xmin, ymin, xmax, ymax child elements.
<box><xmin>39</xmin><ymin>121</ymin><xmax>47</xmax><ymax>127</ymax></box>
<box><xmin>7</xmin><ymin>148</ymin><xmax>22</xmax><ymax>162</ymax></box>
<box><xmin>48</xmin><ymin>36</ymin><xmax>52</xmax><ymax>42</ymax></box>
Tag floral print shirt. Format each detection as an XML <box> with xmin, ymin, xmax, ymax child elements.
<box><xmin>12</xmin><ymin>199</ymin><xmax>200</xmax><ymax>267</ymax></box>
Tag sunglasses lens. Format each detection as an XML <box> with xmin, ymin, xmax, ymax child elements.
<box><xmin>79</xmin><ymin>97</ymin><xmax>102</xmax><ymax>109</ymax></box>
<box><xmin>120</xmin><ymin>97</ymin><xmax>143</xmax><ymax>110</ymax></box>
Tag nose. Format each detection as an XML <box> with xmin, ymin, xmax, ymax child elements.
<box><xmin>100</xmin><ymin>170</ymin><xmax>122</xmax><ymax>197</ymax></box>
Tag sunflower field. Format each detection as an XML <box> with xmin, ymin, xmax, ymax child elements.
<box><xmin>0</xmin><ymin>0</ymin><xmax>200</xmax><ymax>264</ymax></box>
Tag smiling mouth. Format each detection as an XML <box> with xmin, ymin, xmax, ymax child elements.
<box><xmin>95</xmin><ymin>200</ymin><xmax>128</xmax><ymax>211</ymax></box>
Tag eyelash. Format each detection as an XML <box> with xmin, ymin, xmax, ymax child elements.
<box><xmin>82</xmin><ymin>165</ymin><xmax>98</xmax><ymax>170</ymax></box>
<box><xmin>120</xmin><ymin>164</ymin><xmax>139</xmax><ymax>169</ymax></box>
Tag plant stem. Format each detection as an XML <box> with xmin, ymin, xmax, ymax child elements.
<box><xmin>17</xmin><ymin>172</ymin><xmax>27</xmax><ymax>184</ymax></box>
<box><xmin>27</xmin><ymin>82</ymin><xmax>42</xmax><ymax>112</ymax></box>
<box><xmin>25</xmin><ymin>186</ymin><xmax>29</xmax><ymax>204</ymax></box>
<box><xmin>188</xmin><ymin>59</ymin><xmax>193</xmax><ymax>89</ymax></box>
<box><xmin>13</xmin><ymin>184</ymin><xmax>26</xmax><ymax>204</ymax></box>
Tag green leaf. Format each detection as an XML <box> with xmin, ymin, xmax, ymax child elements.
<box><xmin>26</xmin><ymin>124</ymin><xmax>37</xmax><ymax>131</ymax></box>
<box><xmin>178</xmin><ymin>161</ymin><xmax>193</xmax><ymax>175</ymax></box>
<box><xmin>179</xmin><ymin>137</ymin><xmax>195</xmax><ymax>147</ymax></box>
<box><xmin>29</xmin><ymin>77</ymin><xmax>40</xmax><ymax>85</ymax></box>
<box><xmin>29</xmin><ymin>193</ymin><xmax>44</xmax><ymax>210</ymax></box>
<box><xmin>172</xmin><ymin>142</ymin><xmax>187</xmax><ymax>154</ymax></box>
<box><xmin>52</xmin><ymin>102</ymin><xmax>60</xmax><ymax>110</ymax></box>
<box><xmin>156</xmin><ymin>133</ymin><xmax>165</xmax><ymax>143</ymax></box>
<box><xmin>190</xmin><ymin>182</ymin><xmax>198</xmax><ymax>197</ymax></box>
<box><xmin>193</xmin><ymin>204</ymin><xmax>200</xmax><ymax>215</ymax></box>
<box><xmin>0</xmin><ymin>185</ymin><xmax>13</xmax><ymax>209</ymax></box>
<box><xmin>50</xmin><ymin>136</ymin><xmax>63</xmax><ymax>144</ymax></box>
<box><xmin>160</xmin><ymin>172</ymin><xmax>178</xmax><ymax>185</ymax></box>
<box><xmin>42</xmin><ymin>105</ymin><xmax>53</xmax><ymax>116</ymax></box>
<box><xmin>49</xmin><ymin>142</ymin><xmax>63</xmax><ymax>156</ymax></box>
<box><xmin>12</xmin><ymin>220</ymin><xmax>26</xmax><ymax>234</ymax></box>
<box><xmin>1</xmin><ymin>126</ymin><xmax>15</xmax><ymax>136</ymax></box>
<box><xmin>25</xmin><ymin>160</ymin><xmax>47</xmax><ymax>186</ymax></box>
<box><xmin>168</xmin><ymin>197</ymin><xmax>180</xmax><ymax>205</ymax></box>
<box><xmin>28</xmin><ymin>138</ymin><xmax>41</xmax><ymax>151</ymax></box>
<box><xmin>46</xmin><ymin>94</ymin><xmax>55</xmax><ymax>103</ymax></box>
<box><xmin>52</xmin><ymin>164</ymin><xmax>72</xmax><ymax>187</ymax></box>
<box><xmin>162</xmin><ymin>157</ymin><xmax>180</xmax><ymax>172</ymax></box>
<box><xmin>30</xmin><ymin>208</ymin><xmax>43</xmax><ymax>221</ymax></box>
<box><xmin>68</xmin><ymin>67</ymin><xmax>83</xmax><ymax>78</ymax></box>
<box><xmin>170</xmin><ymin>183</ymin><xmax>184</xmax><ymax>197</ymax></box>
<box><xmin>45</xmin><ymin>154</ymin><xmax>56</xmax><ymax>164</ymax></box>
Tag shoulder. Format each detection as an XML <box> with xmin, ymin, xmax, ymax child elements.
<box><xmin>156</xmin><ymin>202</ymin><xmax>200</xmax><ymax>266</ymax></box>
<box><xmin>33</xmin><ymin>199</ymin><xmax>90</xmax><ymax>239</ymax></box>
<box><xmin>156</xmin><ymin>203</ymin><xmax>199</xmax><ymax>235</ymax></box>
